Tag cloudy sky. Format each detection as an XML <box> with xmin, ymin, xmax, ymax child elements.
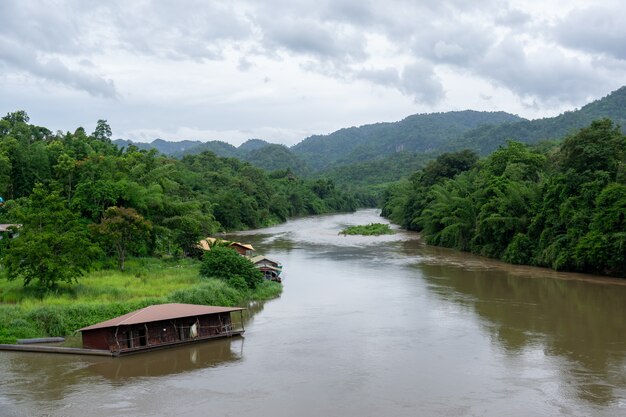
<box><xmin>1</xmin><ymin>0</ymin><xmax>625</xmax><ymax>145</ymax></box>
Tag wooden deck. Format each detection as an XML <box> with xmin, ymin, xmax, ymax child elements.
<box><xmin>0</xmin><ymin>344</ymin><xmax>113</xmax><ymax>356</ymax></box>
<box><xmin>0</xmin><ymin>329</ymin><xmax>244</xmax><ymax>357</ymax></box>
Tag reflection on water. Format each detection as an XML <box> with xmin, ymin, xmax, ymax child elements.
<box><xmin>88</xmin><ymin>338</ymin><xmax>244</xmax><ymax>380</ymax></box>
<box><xmin>2</xmin><ymin>209</ymin><xmax>626</xmax><ymax>417</ymax></box>
<box><xmin>418</xmin><ymin>263</ymin><xmax>626</xmax><ymax>406</ymax></box>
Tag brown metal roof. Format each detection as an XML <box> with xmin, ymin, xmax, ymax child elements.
<box><xmin>78</xmin><ymin>303</ymin><xmax>245</xmax><ymax>332</ymax></box>
<box><xmin>230</xmin><ymin>242</ymin><xmax>255</xmax><ymax>251</ymax></box>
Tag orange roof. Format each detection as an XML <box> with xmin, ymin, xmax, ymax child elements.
<box><xmin>230</xmin><ymin>242</ymin><xmax>255</xmax><ymax>251</ymax></box>
<box><xmin>79</xmin><ymin>303</ymin><xmax>244</xmax><ymax>331</ymax></box>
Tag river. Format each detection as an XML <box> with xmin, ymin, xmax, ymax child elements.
<box><xmin>1</xmin><ymin>209</ymin><xmax>625</xmax><ymax>416</ymax></box>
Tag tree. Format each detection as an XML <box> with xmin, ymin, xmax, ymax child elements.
<box><xmin>559</xmin><ymin>119</ymin><xmax>626</xmax><ymax>177</ymax></box>
<box><xmin>92</xmin><ymin>119</ymin><xmax>112</xmax><ymax>142</ymax></box>
<box><xmin>91</xmin><ymin>206</ymin><xmax>152</xmax><ymax>271</ymax></box>
<box><xmin>421</xmin><ymin>150</ymin><xmax>479</xmax><ymax>187</ymax></box>
<box><xmin>199</xmin><ymin>246</ymin><xmax>263</xmax><ymax>289</ymax></box>
<box><xmin>2</xmin><ymin>185</ymin><xmax>101</xmax><ymax>288</ymax></box>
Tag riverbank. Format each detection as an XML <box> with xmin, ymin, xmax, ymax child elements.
<box><xmin>0</xmin><ymin>257</ymin><xmax>282</xmax><ymax>344</ymax></box>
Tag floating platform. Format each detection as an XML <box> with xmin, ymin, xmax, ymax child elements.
<box><xmin>0</xmin><ymin>344</ymin><xmax>113</xmax><ymax>356</ymax></box>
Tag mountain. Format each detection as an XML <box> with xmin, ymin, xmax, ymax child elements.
<box><xmin>453</xmin><ymin>86</ymin><xmax>626</xmax><ymax>154</ymax></box>
<box><xmin>238</xmin><ymin>139</ymin><xmax>271</xmax><ymax>152</ymax></box>
<box><xmin>113</xmin><ymin>138</ymin><xmax>204</xmax><ymax>155</ymax></box>
<box><xmin>291</xmin><ymin>110</ymin><xmax>524</xmax><ymax>170</ymax></box>
<box><xmin>112</xmin><ymin>86</ymin><xmax>626</xmax><ymax>176</ymax></box>
<box><xmin>171</xmin><ymin>140</ymin><xmax>239</xmax><ymax>159</ymax></box>
<box><xmin>241</xmin><ymin>144</ymin><xmax>309</xmax><ymax>176</ymax></box>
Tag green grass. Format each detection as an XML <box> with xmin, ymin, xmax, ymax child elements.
<box><xmin>0</xmin><ymin>257</ymin><xmax>282</xmax><ymax>344</ymax></box>
<box><xmin>340</xmin><ymin>223</ymin><xmax>395</xmax><ymax>236</ymax></box>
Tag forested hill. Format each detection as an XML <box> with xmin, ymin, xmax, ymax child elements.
<box><xmin>452</xmin><ymin>86</ymin><xmax>626</xmax><ymax>154</ymax></box>
<box><xmin>112</xmin><ymin>86</ymin><xmax>626</xmax><ymax>176</ymax></box>
<box><xmin>110</xmin><ymin>86</ymin><xmax>626</xmax><ymax>200</ymax></box>
<box><xmin>114</xmin><ymin>138</ymin><xmax>309</xmax><ymax>176</ymax></box>
<box><xmin>381</xmin><ymin>119</ymin><xmax>626</xmax><ymax>277</ymax></box>
<box><xmin>0</xmin><ymin>111</ymin><xmax>357</xmax><ymax>283</ymax></box>
<box><xmin>292</xmin><ymin>111</ymin><xmax>523</xmax><ymax>171</ymax></box>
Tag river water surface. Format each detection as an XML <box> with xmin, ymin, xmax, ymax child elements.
<box><xmin>1</xmin><ymin>209</ymin><xmax>626</xmax><ymax>416</ymax></box>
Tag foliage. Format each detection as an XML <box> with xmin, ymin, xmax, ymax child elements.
<box><xmin>453</xmin><ymin>87</ymin><xmax>626</xmax><ymax>155</ymax></box>
<box><xmin>199</xmin><ymin>246</ymin><xmax>263</xmax><ymax>289</ymax></box>
<box><xmin>2</xmin><ymin>185</ymin><xmax>102</xmax><ymax>288</ymax></box>
<box><xmin>340</xmin><ymin>223</ymin><xmax>394</xmax><ymax>236</ymax></box>
<box><xmin>0</xmin><ymin>111</ymin><xmax>355</xmax><ymax>286</ymax></box>
<box><xmin>292</xmin><ymin>110</ymin><xmax>522</xmax><ymax>171</ymax></box>
<box><xmin>382</xmin><ymin>119</ymin><xmax>626</xmax><ymax>277</ymax></box>
<box><xmin>91</xmin><ymin>206</ymin><xmax>152</xmax><ymax>271</ymax></box>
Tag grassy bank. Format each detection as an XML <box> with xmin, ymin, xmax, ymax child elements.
<box><xmin>0</xmin><ymin>257</ymin><xmax>282</xmax><ymax>344</ymax></box>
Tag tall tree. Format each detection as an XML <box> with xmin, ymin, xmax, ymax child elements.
<box><xmin>91</xmin><ymin>206</ymin><xmax>152</xmax><ymax>271</ymax></box>
<box><xmin>2</xmin><ymin>185</ymin><xmax>101</xmax><ymax>288</ymax></box>
<box><xmin>92</xmin><ymin>119</ymin><xmax>112</xmax><ymax>142</ymax></box>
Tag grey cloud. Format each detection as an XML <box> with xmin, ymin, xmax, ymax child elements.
<box><xmin>0</xmin><ymin>1</ymin><xmax>87</xmax><ymax>54</ymax></box>
<box><xmin>399</xmin><ymin>62</ymin><xmax>445</xmax><ymax>105</ymax></box>
<box><xmin>0</xmin><ymin>38</ymin><xmax>116</xmax><ymax>98</ymax></box>
<box><xmin>494</xmin><ymin>8</ymin><xmax>531</xmax><ymax>27</ymax></box>
<box><xmin>413</xmin><ymin>21</ymin><xmax>495</xmax><ymax>66</ymax></box>
<box><xmin>357</xmin><ymin>68</ymin><xmax>401</xmax><ymax>87</ymax></box>
<box><xmin>554</xmin><ymin>5</ymin><xmax>626</xmax><ymax>60</ymax></box>
<box><xmin>478</xmin><ymin>36</ymin><xmax>607</xmax><ymax>102</ymax></box>
<box><xmin>260</xmin><ymin>17</ymin><xmax>366</xmax><ymax>61</ymax></box>
<box><xmin>109</xmin><ymin>1</ymin><xmax>251</xmax><ymax>61</ymax></box>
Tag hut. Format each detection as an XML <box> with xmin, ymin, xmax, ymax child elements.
<box><xmin>250</xmin><ymin>255</ymin><xmax>282</xmax><ymax>282</ymax></box>
<box><xmin>196</xmin><ymin>238</ymin><xmax>255</xmax><ymax>257</ymax></box>
<box><xmin>228</xmin><ymin>242</ymin><xmax>255</xmax><ymax>257</ymax></box>
<box><xmin>78</xmin><ymin>303</ymin><xmax>245</xmax><ymax>355</ymax></box>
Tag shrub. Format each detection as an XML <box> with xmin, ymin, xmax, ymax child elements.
<box><xmin>199</xmin><ymin>247</ymin><xmax>263</xmax><ymax>289</ymax></box>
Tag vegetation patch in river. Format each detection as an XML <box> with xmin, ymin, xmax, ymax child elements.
<box><xmin>340</xmin><ymin>223</ymin><xmax>394</xmax><ymax>236</ymax></box>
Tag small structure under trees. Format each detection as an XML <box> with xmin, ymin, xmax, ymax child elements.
<box><xmin>249</xmin><ymin>255</ymin><xmax>282</xmax><ymax>282</ymax></box>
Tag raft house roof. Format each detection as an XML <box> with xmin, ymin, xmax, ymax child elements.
<box><xmin>229</xmin><ymin>242</ymin><xmax>255</xmax><ymax>251</ymax></box>
<box><xmin>79</xmin><ymin>303</ymin><xmax>245</xmax><ymax>332</ymax></box>
<box><xmin>196</xmin><ymin>238</ymin><xmax>255</xmax><ymax>252</ymax></box>
<box><xmin>249</xmin><ymin>255</ymin><xmax>281</xmax><ymax>265</ymax></box>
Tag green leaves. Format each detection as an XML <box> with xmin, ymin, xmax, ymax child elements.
<box><xmin>382</xmin><ymin>119</ymin><xmax>626</xmax><ymax>277</ymax></box>
<box><xmin>2</xmin><ymin>185</ymin><xmax>102</xmax><ymax>288</ymax></box>
<box><xmin>91</xmin><ymin>206</ymin><xmax>152</xmax><ymax>271</ymax></box>
<box><xmin>199</xmin><ymin>246</ymin><xmax>263</xmax><ymax>290</ymax></box>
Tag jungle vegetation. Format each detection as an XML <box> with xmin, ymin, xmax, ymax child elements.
<box><xmin>381</xmin><ymin>119</ymin><xmax>626</xmax><ymax>277</ymax></box>
<box><xmin>0</xmin><ymin>111</ymin><xmax>356</xmax><ymax>289</ymax></box>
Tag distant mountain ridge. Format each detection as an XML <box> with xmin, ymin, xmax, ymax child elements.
<box><xmin>114</xmin><ymin>85</ymin><xmax>626</xmax><ymax>174</ymax></box>
<box><xmin>292</xmin><ymin>110</ymin><xmax>523</xmax><ymax>170</ymax></box>
<box><xmin>452</xmin><ymin>86</ymin><xmax>626</xmax><ymax>154</ymax></box>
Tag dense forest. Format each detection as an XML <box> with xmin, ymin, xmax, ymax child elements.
<box><xmin>451</xmin><ymin>86</ymin><xmax>626</xmax><ymax>155</ymax></box>
<box><xmin>0</xmin><ymin>111</ymin><xmax>356</xmax><ymax>288</ymax></box>
<box><xmin>382</xmin><ymin>119</ymin><xmax>626</xmax><ymax>277</ymax></box>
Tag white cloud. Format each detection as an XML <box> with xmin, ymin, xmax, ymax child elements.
<box><xmin>553</xmin><ymin>3</ymin><xmax>626</xmax><ymax>60</ymax></box>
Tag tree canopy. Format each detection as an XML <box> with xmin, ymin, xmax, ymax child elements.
<box><xmin>0</xmin><ymin>111</ymin><xmax>357</xmax><ymax>287</ymax></box>
<box><xmin>382</xmin><ymin>119</ymin><xmax>626</xmax><ymax>277</ymax></box>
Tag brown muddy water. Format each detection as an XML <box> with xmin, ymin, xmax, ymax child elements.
<box><xmin>1</xmin><ymin>209</ymin><xmax>625</xmax><ymax>416</ymax></box>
